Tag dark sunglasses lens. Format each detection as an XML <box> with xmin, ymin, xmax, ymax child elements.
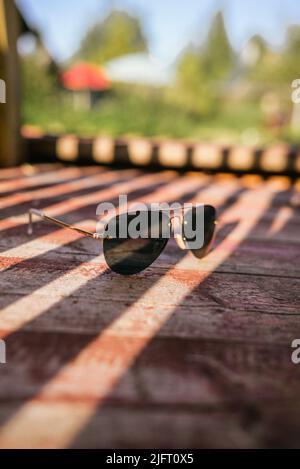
<box><xmin>183</xmin><ymin>205</ymin><xmax>216</xmax><ymax>258</ymax></box>
<box><xmin>103</xmin><ymin>211</ymin><xmax>169</xmax><ymax>275</ymax></box>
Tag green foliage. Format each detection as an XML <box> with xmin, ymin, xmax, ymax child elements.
<box><xmin>21</xmin><ymin>82</ymin><xmax>271</xmax><ymax>143</ymax></box>
<box><xmin>278</xmin><ymin>25</ymin><xmax>300</xmax><ymax>82</ymax></box>
<box><xmin>201</xmin><ymin>11</ymin><xmax>234</xmax><ymax>81</ymax></box>
<box><xmin>243</xmin><ymin>35</ymin><xmax>269</xmax><ymax>81</ymax></box>
<box><xmin>245</xmin><ymin>26</ymin><xmax>300</xmax><ymax>85</ymax></box>
<box><xmin>76</xmin><ymin>11</ymin><xmax>147</xmax><ymax>64</ymax></box>
<box><xmin>22</xmin><ymin>84</ymin><xmax>196</xmax><ymax>138</ymax></box>
<box><xmin>173</xmin><ymin>12</ymin><xmax>234</xmax><ymax>116</ymax></box>
<box><xmin>21</xmin><ymin>54</ymin><xmax>58</xmax><ymax>117</ymax></box>
<box><xmin>171</xmin><ymin>48</ymin><xmax>216</xmax><ymax>115</ymax></box>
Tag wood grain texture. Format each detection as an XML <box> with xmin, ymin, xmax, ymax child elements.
<box><xmin>0</xmin><ymin>165</ymin><xmax>299</xmax><ymax>448</ymax></box>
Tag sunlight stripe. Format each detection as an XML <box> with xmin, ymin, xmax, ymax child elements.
<box><xmin>0</xmin><ymin>167</ymin><xmax>100</xmax><ymax>193</ymax></box>
<box><xmin>0</xmin><ymin>168</ymin><xmax>135</xmax><ymax>210</ymax></box>
<box><xmin>0</xmin><ymin>171</ymin><xmax>175</xmax><ymax>232</ymax></box>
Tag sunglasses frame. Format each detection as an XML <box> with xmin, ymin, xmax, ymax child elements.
<box><xmin>28</xmin><ymin>206</ymin><xmax>218</xmax><ymax>272</ymax></box>
<box><xmin>28</xmin><ymin>208</ymin><xmax>103</xmax><ymax>239</ymax></box>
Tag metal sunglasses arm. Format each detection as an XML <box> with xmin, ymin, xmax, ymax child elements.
<box><xmin>28</xmin><ymin>208</ymin><xmax>102</xmax><ymax>239</ymax></box>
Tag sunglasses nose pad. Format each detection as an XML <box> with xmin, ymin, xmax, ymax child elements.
<box><xmin>171</xmin><ymin>216</ymin><xmax>188</xmax><ymax>250</ymax></box>
<box><xmin>175</xmin><ymin>235</ymin><xmax>187</xmax><ymax>250</ymax></box>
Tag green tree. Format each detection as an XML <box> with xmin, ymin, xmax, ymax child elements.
<box><xmin>21</xmin><ymin>55</ymin><xmax>57</xmax><ymax>106</ymax></box>
<box><xmin>279</xmin><ymin>25</ymin><xmax>300</xmax><ymax>82</ymax></box>
<box><xmin>173</xmin><ymin>11</ymin><xmax>234</xmax><ymax>115</ymax></box>
<box><xmin>76</xmin><ymin>11</ymin><xmax>147</xmax><ymax>64</ymax></box>
<box><xmin>245</xmin><ymin>26</ymin><xmax>300</xmax><ymax>85</ymax></box>
<box><xmin>244</xmin><ymin>35</ymin><xmax>276</xmax><ymax>83</ymax></box>
<box><xmin>173</xmin><ymin>47</ymin><xmax>216</xmax><ymax>115</ymax></box>
<box><xmin>201</xmin><ymin>11</ymin><xmax>234</xmax><ymax>81</ymax></box>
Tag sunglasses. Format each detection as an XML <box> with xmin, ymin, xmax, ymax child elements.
<box><xmin>28</xmin><ymin>205</ymin><xmax>217</xmax><ymax>275</ymax></box>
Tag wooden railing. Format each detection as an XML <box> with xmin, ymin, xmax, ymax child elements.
<box><xmin>24</xmin><ymin>133</ymin><xmax>300</xmax><ymax>176</ymax></box>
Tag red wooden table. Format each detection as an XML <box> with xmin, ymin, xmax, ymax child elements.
<box><xmin>0</xmin><ymin>164</ymin><xmax>299</xmax><ymax>448</ymax></box>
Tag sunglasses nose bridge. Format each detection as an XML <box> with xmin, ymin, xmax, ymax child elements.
<box><xmin>168</xmin><ymin>213</ymin><xmax>180</xmax><ymax>231</ymax></box>
<box><xmin>170</xmin><ymin>215</ymin><xmax>187</xmax><ymax>250</ymax></box>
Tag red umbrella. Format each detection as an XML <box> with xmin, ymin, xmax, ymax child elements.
<box><xmin>61</xmin><ymin>63</ymin><xmax>111</xmax><ymax>91</ymax></box>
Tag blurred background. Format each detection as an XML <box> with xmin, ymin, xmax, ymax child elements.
<box><xmin>11</xmin><ymin>0</ymin><xmax>300</xmax><ymax>145</ymax></box>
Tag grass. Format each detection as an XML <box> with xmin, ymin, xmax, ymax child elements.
<box><xmin>22</xmin><ymin>84</ymin><xmax>300</xmax><ymax>145</ymax></box>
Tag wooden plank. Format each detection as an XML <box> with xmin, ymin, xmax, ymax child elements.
<box><xmin>0</xmin><ymin>401</ymin><xmax>273</xmax><ymax>448</ymax></box>
<box><xmin>0</xmin><ymin>329</ymin><xmax>299</xmax><ymax>401</ymax></box>
<box><xmin>0</xmin><ymin>399</ymin><xmax>300</xmax><ymax>448</ymax></box>
<box><xmin>0</xmin><ymin>165</ymin><xmax>299</xmax><ymax>449</ymax></box>
<box><xmin>0</xmin><ymin>269</ymin><xmax>299</xmax><ymax>339</ymax></box>
<box><xmin>72</xmin><ymin>401</ymin><xmax>300</xmax><ymax>449</ymax></box>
